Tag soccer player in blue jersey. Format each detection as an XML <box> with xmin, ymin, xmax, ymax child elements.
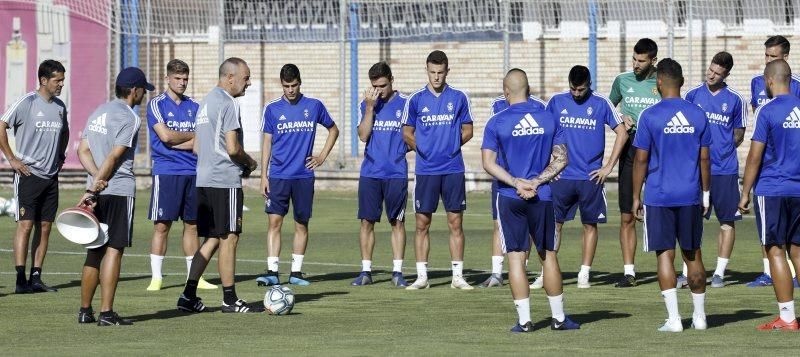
<box><xmin>681</xmin><ymin>52</ymin><xmax>747</xmax><ymax>289</ymax></box>
<box><xmin>146</xmin><ymin>59</ymin><xmax>216</xmax><ymax>291</ymax></box>
<box><xmin>257</xmin><ymin>64</ymin><xmax>340</xmax><ymax>287</ymax></box>
<box><xmin>546</xmin><ymin>65</ymin><xmax>628</xmax><ymax>289</ymax></box>
<box><xmin>739</xmin><ymin>59</ymin><xmax>800</xmax><ymax>330</ymax></box>
<box><xmin>482</xmin><ymin>68</ymin><xmax>578</xmax><ymax>332</ymax></box>
<box><xmin>351</xmin><ymin>62</ymin><xmax>409</xmax><ymax>287</ymax></box>
<box><xmin>747</xmin><ymin>35</ymin><xmax>800</xmax><ymax>288</ymax></box>
<box><xmin>632</xmin><ymin>58</ymin><xmax>711</xmax><ymax>332</ymax></box>
<box><xmin>479</xmin><ymin>88</ymin><xmax>546</xmax><ymax>288</ymax></box>
<box><xmin>402</xmin><ymin>50</ymin><xmax>474</xmax><ymax>290</ymax></box>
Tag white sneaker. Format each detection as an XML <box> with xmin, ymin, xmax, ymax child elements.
<box><xmin>450</xmin><ymin>276</ymin><xmax>474</xmax><ymax>290</ymax></box>
<box><xmin>529</xmin><ymin>275</ymin><xmax>543</xmax><ymax>289</ymax></box>
<box><xmin>691</xmin><ymin>315</ymin><xmax>707</xmax><ymax>330</ymax></box>
<box><xmin>577</xmin><ymin>272</ymin><xmax>590</xmax><ymax>289</ymax></box>
<box><xmin>405</xmin><ymin>277</ymin><xmax>429</xmax><ymax>290</ymax></box>
<box><xmin>658</xmin><ymin>318</ymin><xmax>684</xmax><ymax>332</ymax></box>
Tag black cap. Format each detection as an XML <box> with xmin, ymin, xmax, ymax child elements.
<box><xmin>115</xmin><ymin>67</ymin><xmax>155</xmax><ymax>91</ymax></box>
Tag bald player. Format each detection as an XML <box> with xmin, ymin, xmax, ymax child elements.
<box><xmin>739</xmin><ymin>59</ymin><xmax>800</xmax><ymax>330</ymax></box>
<box><xmin>177</xmin><ymin>58</ymin><xmax>262</xmax><ymax>314</ymax></box>
<box><xmin>483</xmin><ymin>69</ymin><xmax>579</xmax><ymax>333</ymax></box>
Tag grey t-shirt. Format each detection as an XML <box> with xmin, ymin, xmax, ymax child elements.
<box><xmin>195</xmin><ymin>87</ymin><xmax>243</xmax><ymax>188</ymax></box>
<box><xmin>82</xmin><ymin>99</ymin><xmax>140</xmax><ymax>197</ymax></box>
<box><xmin>1</xmin><ymin>91</ymin><xmax>69</xmax><ymax>178</ymax></box>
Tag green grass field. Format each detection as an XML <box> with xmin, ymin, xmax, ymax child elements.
<box><xmin>0</xmin><ymin>188</ymin><xmax>795</xmax><ymax>355</ymax></box>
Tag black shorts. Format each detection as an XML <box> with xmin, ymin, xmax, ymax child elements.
<box><xmin>14</xmin><ymin>173</ymin><xmax>59</xmax><ymax>222</ymax></box>
<box><xmin>93</xmin><ymin>195</ymin><xmax>135</xmax><ymax>250</ymax></box>
<box><xmin>617</xmin><ymin>131</ymin><xmax>636</xmax><ymax>214</ymax></box>
<box><xmin>197</xmin><ymin>187</ymin><xmax>243</xmax><ymax>238</ymax></box>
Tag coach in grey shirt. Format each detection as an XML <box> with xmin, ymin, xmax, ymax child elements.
<box><xmin>76</xmin><ymin>67</ymin><xmax>153</xmax><ymax>326</ymax></box>
<box><xmin>177</xmin><ymin>57</ymin><xmax>262</xmax><ymax>314</ymax></box>
<box><xmin>0</xmin><ymin>60</ymin><xmax>68</xmax><ymax>294</ymax></box>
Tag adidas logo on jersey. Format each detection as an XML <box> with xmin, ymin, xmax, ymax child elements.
<box><xmin>279</xmin><ymin>115</ymin><xmax>287</xmax><ymax>121</ymax></box>
<box><xmin>36</xmin><ymin>110</ymin><xmax>44</xmax><ymax>117</ymax></box>
<box><xmin>421</xmin><ymin>107</ymin><xmax>430</xmax><ymax>113</ymax></box>
<box><xmin>627</xmin><ymin>87</ymin><xmax>635</xmax><ymax>93</ymax></box>
<box><xmin>664</xmin><ymin>111</ymin><xmax>695</xmax><ymax>134</ymax></box>
<box><xmin>88</xmin><ymin>113</ymin><xmax>108</xmax><ymax>134</ymax></box>
<box><xmin>783</xmin><ymin>107</ymin><xmax>800</xmax><ymax>128</ymax></box>
<box><xmin>759</xmin><ymin>90</ymin><xmax>766</xmax><ymax>96</ymax></box>
<box><xmin>167</xmin><ymin>112</ymin><xmax>174</xmax><ymax>117</ymax></box>
<box><xmin>560</xmin><ymin>109</ymin><xmax>568</xmax><ymax>114</ymax></box>
<box><xmin>598</xmin><ymin>213</ymin><xmax>605</xmax><ymax>219</ymax></box>
<box><xmin>512</xmin><ymin>113</ymin><xmax>544</xmax><ymax>136</ymax></box>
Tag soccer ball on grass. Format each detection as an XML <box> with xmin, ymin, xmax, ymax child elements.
<box><xmin>264</xmin><ymin>285</ymin><xmax>294</xmax><ymax>315</ymax></box>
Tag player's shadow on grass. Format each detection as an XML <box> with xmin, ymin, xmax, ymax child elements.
<box><xmin>427</xmin><ymin>269</ymin><xmax>489</xmax><ymax>287</ymax></box>
<box><xmin>720</xmin><ymin>270</ymin><xmax>761</xmax><ymax>286</ymax></box>
<box><xmin>50</xmin><ymin>275</ymin><xmax>150</xmax><ymax>290</ymax></box>
<box><xmin>696</xmin><ymin>309</ymin><xmax>771</xmax><ymax>328</ymax></box>
<box><xmin>532</xmin><ymin>310</ymin><xmax>632</xmax><ymax>329</ymax></box>
<box><xmin>590</xmin><ymin>272</ymin><xmax>659</xmax><ymax>287</ymax></box>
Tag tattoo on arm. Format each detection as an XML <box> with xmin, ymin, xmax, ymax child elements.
<box><xmin>536</xmin><ymin>144</ymin><xmax>568</xmax><ymax>183</ymax></box>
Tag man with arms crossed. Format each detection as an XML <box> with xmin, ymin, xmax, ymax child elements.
<box><xmin>146</xmin><ymin>59</ymin><xmax>216</xmax><ymax>291</ymax></box>
<box><xmin>609</xmin><ymin>38</ymin><xmax>661</xmax><ymax>287</ymax></box>
<box><xmin>256</xmin><ymin>64</ymin><xmax>339</xmax><ymax>287</ymax></box>
<box><xmin>176</xmin><ymin>58</ymin><xmax>261</xmax><ymax>313</ymax></box>
<box><xmin>0</xmin><ymin>60</ymin><xmax>68</xmax><ymax>293</ymax></box>
<box><xmin>681</xmin><ymin>52</ymin><xmax>747</xmax><ymax>288</ymax></box>
<box><xmin>545</xmin><ymin>65</ymin><xmax>628</xmax><ymax>288</ymax></box>
<box><xmin>402</xmin><ymin>50</ymin><xmax>474</xmax><ymax>290</ymax></box>
<box><xmin>739</xmin><ymin>59</ymin><xmax>800</xmax><ymax>330</ymax></box>
<box><xmin>632</xmin><ymin>59</ymin><xmax>711</xmax><ymax>332</ymax></box>
<box><xmin>483</xmin><ymin>68</ymin><xmax>579</xmax><ymax>332</ymax></box>
<box><xmin>77</xmin><ymin>67</ymin><xmax>152</xmax><ymax>325</ymax></box>
<box><xmin>351</xmin><ymin>62</ymin><xmax>409</xmax><ymax>287</ymax></box>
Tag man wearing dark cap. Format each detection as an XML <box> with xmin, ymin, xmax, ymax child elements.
<box><xmin>75</xmin><ymin>67</ymin><xmax>153</xmax><ymax>326</ymax></box>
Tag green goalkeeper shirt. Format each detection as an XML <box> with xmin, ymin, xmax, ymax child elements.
<box><xmin>609</xmin><ymin>71</ymin><xmax>660</xmax><ymax>131</ymax></box>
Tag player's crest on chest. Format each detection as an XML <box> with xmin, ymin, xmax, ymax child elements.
<box><xmin>447</xmin><ymin>102</ymin><xmax>454</xmax><ymax>112</ymax></box>
<box><xmin>304</xmin><ymin>109</ymin><xmax>309</xmax><ymax>118</ymax></box>
<box><xmin>396</xmin><ymin>109</ymin><xmax>402</xmax><ymax>119</ymax></box>
<box><xmin>721</xmin><ymin>102</ymin><xmax>728</xmax><ymax>113</ymax></box>
<box><xmin>652</xmin><ymin>87</ymin><xmax>658</xmax><ymax>96</ymax></box>
<box><xmin>187</xmin><ymin>109</ymin><xmax>194</xmax><ymax>118</ymax></box>
<box><xmin>586</xmin><ymin>106</ymin><xmax>593</xmax><ymax>116</ymax></box>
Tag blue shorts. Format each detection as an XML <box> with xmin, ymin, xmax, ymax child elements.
<box><xmin>755</xmin><ymin>196</ymin><xmax>800</xmax><ymax>247</ymax></box>
<box><xmin>491</xmin><ymin>180</ymin><xmax>498</xmax><ymax>220</ymax></box>
<box><xmin>643</xmin><ymin>205</ymin><xmax>704</xmax><ymax>252</ymax></box>
<box><xmin>414</xmin><ymin>173</ymin><xmax>466</xmax><ymax>213</ymax></box>
<box><xmin>551</xmin><ymin>179</ymin><xmax>607</xmax><ymax>224</ymax></box>
<box><xmin>704</xmin><ymin>174</ymin><xmax>743</xmax><ymax>222</ymax></box>
<box><xmin>358</xmin><ymin>177</ymin><xmax>408</xmax><ymax>222</ymax></box>
<box><xmin>496</xmin><ymin>195</ymin><xmax>557</xmax><ymax>253</ymax></box>
<box><xmin>148</xmin><ymin>175</ymin><xmax>197</xmax><ymax>221</ymax></box>
<box><xmin>266</xmin><ymin>177</ymin><xmax>315</xmax><ymax>223</ymax></box>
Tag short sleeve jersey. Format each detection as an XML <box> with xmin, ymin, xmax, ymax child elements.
<box><xmin>401</xmin><ymin>85</ymin><xmax>474</xmax><ymax>175</ymax></box>
<box><xmin>147</xmin><ymin>93</ymin><xmax>199</xmax><ymax>175</ymax></box>
<box><xmin>750</xmin><ymin>74</ymin><xmax>800</xmax><ymax>109</ymax></box>
<box><xmin>262</xmin><ymin>94</ymin><xmax>336</xmax><ymax>179</ymax></box>
<box><xmin>195</xmin><ymin>87</ymin><xmax>244</xmax><ymax>188</ymax></box>
<box><xmin>482</xmin><ymin>102</ymin><xmax>565</xmax><ymax>201</ymax></box>
<box><xmin>684</xmin><ymin>83</ymin><xmax>747</xmax><ymax>175</ymax></box>
<box><xmin>358</xmin><ymin>91</ymin><xmax>408</xmax><ymax>179</ymax></box>
<box><xmin>1</xmin><ymin>92</ymin><xmax>68</xmax><ymax>178</ymax></box>
<box><xmin>609</xmin><ymin>71</ymin><xmax>661</xmax><ymax>129</ymax></box>
<box><xmin>751</xmin><ymin>94</ymin><xmax>800</xmax><ymax>197</ymax></box>
<box><xmin>632</xmin><ymin>98</ymin><xmax>711</xmax><ymax>207</ymax></box>
<box><xmin>82</xmin><ymin>99</ymin><xmax>141</xmax><ymax>197</ymax></box>
<box><xmin>489</xmin><ymin>94</ymin><xmax>546</xmax><ymax>116</ymax></box>
<box><xmin>546</xmin><ymin>91</ymin><xmax>621</xmax><ymax>180</ymax></box>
